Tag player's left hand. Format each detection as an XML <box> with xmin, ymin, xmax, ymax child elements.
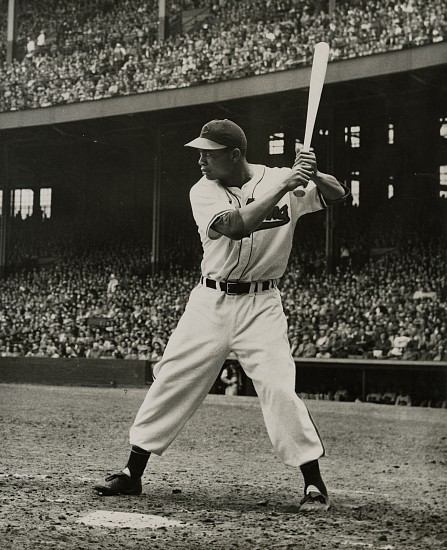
<box><xmin>293</xmin><ymin>149</ymin><xmax>317</xmax><ymax>179</ymax></box>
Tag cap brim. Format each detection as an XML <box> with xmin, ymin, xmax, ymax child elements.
<box><xmin>184</xmin><ymin>137</ymin><xmax>227</xmax><ymax>149</ymax></box>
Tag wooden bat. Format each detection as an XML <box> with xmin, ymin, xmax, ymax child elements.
<box><xmin>294</xmin><ymin>42</ymin><xmax>330</xmax><ymax>197</ymax></box>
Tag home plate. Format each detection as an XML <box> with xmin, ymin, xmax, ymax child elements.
<box><xmin>77</xmin><ymin>511</ymin><xmax>185</xmax><ymax>529</ymax></box>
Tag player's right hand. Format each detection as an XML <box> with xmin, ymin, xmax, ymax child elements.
<box><xmin>281</xmin><ymin>165</ymin><xmax>313</xmax><ymax>193</ymax></box>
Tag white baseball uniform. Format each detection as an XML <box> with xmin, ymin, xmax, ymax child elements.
<box><xmin>130</xmin><ymin>164</ymin><xmax>328</xmax><ymax>467</ymax></box>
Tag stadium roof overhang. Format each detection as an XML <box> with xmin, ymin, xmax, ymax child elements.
<box><xmin>0</xmin><ymin>42</ymin><xmax>446</xmax><ymax>187</ymax></box>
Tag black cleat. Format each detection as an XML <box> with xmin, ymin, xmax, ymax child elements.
<box><xmin>94</xmin><ymin>472</ymin><xmax>142</xmax><ymax>496</ymax></box>
<box><xmin>299</xmin><ymin>485</ymin><xmax>331</xmax><ymax>511</ymax></box>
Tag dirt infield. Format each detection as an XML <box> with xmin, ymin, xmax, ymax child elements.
<box><xmin>1</xmin><ymin>384</ymin><xmax>446</xmax><ymax>550</ymax></box>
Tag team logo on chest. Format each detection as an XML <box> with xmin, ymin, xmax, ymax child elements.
<box><xmin>246</xmin><ymin>198</ymin><xmax>290</xmax><ymax>231</ymax></box>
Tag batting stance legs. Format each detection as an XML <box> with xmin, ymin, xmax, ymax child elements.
<box><xmin>130</xmin><ymin>284</ymin><xmax>324</xmax><ymax>465</ymax></box>
<box><xmin>95</xmin><ymin>284</ymin><xmax>327</xmax><ymax>502</ymax></box>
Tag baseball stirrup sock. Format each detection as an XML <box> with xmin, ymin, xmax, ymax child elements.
<box><xmin>300</xmin><ymin>459</ymin><xmax>327</xmax><ymax>496</ymax></box>
<box><xmin>125</xmin><ymin>445</ymin><xmax>151</xmax><ymax>479</ymax></box>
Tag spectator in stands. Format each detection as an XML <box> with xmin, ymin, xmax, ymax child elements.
<box><xmin>346</xmin><ymin>325</ymin><xmax>374</xmax><ymax>358</ymax></box>
<box><xmin>150</xmin><ymin>341</ymin><xmax>164</xmax><ymax>363</ymax></box>
<box><xmin>74</xmin><ymin>342</ymin><xmax>87</xmax><ymax>358</ymax></box>
<box><xmin>86</xmin><ymin>341</ymin><xmax>103</xmax><ymax>359</ymax></box>
<box><xmin>64</xmin><ymin>345</ymin><xmax>78</xmax><ymax>358</ymax></box>
<box><xmin>101</xmin><ymin>341</ymin><xmax>123</xmax><ymax>359</ymax></box>
<box><xmin>25</xmin><ymin>343</ymin><xmax>40</xmax><ymax>357</ymax></box>
<box><xmin>428</xmin><ymin>343</ymin><xmax>447</xmax><ymax>361</ymax></box>
<box><xmin>315</xmin><ymin>327</ymin><xmax>332</xmax><ymax>358</ymax></box>
<box><xmin>137</xmin><ymin>345</ymin><xmax>151</xmax><ymax>361</ymax></box>
<box><xmin>36</xmin><ymin>30</ymin><xmax>46</xmax><ymax>52</ymax></box>
<box><xmin>372</xmin><ymin>330</ymin><xmax>392</xmax><ymax>359</ymax></box>
<box><xmin>388</xmin><ymin>328</ymin><xmax>411</xmax><ymax>358</ymax></box>
<box><xmin>339</xmin><ymin>242</ymin><xmax>351</xmax><ymax>268</ymax></box>
<box><xmin>293</xmin><ymin>333</ymin><xmax>317</xmax><ymax>358</ymax></box>
<box><xmin>1</xmin><ymin>344</ymin><xmax>16</xmax><ymax>357</ymax></box>
<box><xmin>424</xmin><ymin>329</ymin><xmax>445</xmax><ymax>359</ymax></box>
<box><xmin>107</xmin><ymin>273</ymin><xmax>119</xmax><ymax>296</ymax></box>
<box><xmin>401</xmin><ymin>338</ymin><xmax>421</xmax><ymax>361</ymax></box>
<box><xmin>25</xmin><ymin>36</ymin><xmax>35</xmax><ymax>57</ymax></box>
<box><xmin>152</xmin><ymin>331</ymin><xmax>167</xmax><ymax>351</ymax></box>
<box><xmin>125</xmin><ymin>347</ymin><xmax>140</xmax><ymax>360</ymax></box>
<box><xmin>327</xmin><ymin>329</ymin><xmax>349</xmax><ymax>359</ymax></box>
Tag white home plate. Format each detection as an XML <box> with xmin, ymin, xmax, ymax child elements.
<box><xmin>77</xmin><ymin>511</ymin><xmax>185</xmax><ymax>530</ymax></box>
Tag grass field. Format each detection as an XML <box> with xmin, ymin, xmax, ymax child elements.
<box><xmin>1</xmin><ymin>384</ymin><xmax>446</xmax><ymax>549</ymax></box>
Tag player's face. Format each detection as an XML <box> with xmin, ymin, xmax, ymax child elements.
<box><xmin>198</xmin><ymin>148</ymin><xmax>233</xmax><ymax>182</ymax></box>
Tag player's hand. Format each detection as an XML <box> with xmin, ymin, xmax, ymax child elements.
<box><xmin>282</xmin><ymin>163</ymin><xmax>313</xmax><ymax>192</ymax></box>
<box><xmin>289</xmin><ymin>149</ymin><xmax>318</xmax><ymax>196</ymax></box>
<box><xmin>293</xmin><ymin>149</ymin><xmax>318</xmax><ymax>176</ymax></box>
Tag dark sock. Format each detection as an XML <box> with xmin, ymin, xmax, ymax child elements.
<box><xmin>126</xmin><ymin>446</ymin><xmax>151</xmax><ymax>479</ymax></box>
<box><xmin>300</xmin><ymin>459</ymin><xmax>327</xmax><ymax>496</ymax></box>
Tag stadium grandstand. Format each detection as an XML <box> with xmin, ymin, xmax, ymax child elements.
<box><xmin>0</xmin><ymin>0</ymin><xmax>446</xmax><ymax>111</ymax></box>
<box><xmin>0</xmin><ymin>0</ymin><xmax>446</xmax><ymax>406</ymax></box>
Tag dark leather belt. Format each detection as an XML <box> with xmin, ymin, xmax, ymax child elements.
<box><xmin>200</xmin><ymin>276</ymin><xmax>276</xmax><ymax>295</ymax></box>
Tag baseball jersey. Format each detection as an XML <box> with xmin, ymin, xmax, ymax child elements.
<box><xmin>190</xmin><ymin>164</ymin><xmax>327</xmax><ymax>282</ymax></box>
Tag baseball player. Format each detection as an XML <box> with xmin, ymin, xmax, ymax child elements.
<box><xmin>94</xmin><ymin>119</ymin><xmax>349</xmax><ymax>509</ymax></box>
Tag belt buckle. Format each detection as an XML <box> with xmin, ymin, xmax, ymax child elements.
<box><xmin>225</xmin><ymin>281</ymin><xmax>239</xmax><ymax>295</ymax></box>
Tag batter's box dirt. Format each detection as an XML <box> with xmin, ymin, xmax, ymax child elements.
<box><xmin>1</xmin><ymin>385</ymin><xmax>446</xmax><ymax>550</ymax></box>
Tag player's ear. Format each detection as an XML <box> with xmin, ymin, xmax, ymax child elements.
<box><xmin>231</xmin><ymin>148</ymin><xmax>242</xmax><ymax>163</ymax></box>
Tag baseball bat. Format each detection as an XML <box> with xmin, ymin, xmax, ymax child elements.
<box><xmin>294</xmin><ymin>42</ymin><xmax>330</xmax><ymax>197</ymax></box>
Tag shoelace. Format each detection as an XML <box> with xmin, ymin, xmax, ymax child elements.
<box><xmin>105</xmin><ymin>473</ymin><xmax>128</xmax><ymax>482</ymax></box>
<box><xmin>300</xmin><ymin>492</ymin><xmax>327</xmax><ymax>505</ymax></box>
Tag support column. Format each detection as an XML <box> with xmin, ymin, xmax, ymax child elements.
<box><xmin>158</xmin><ymin>0</ymin><xmax>167</xmax><ymax>42</ymax></box>
<box><xmin>331</xmin><ymin>103</ymin><xmax>350</xmax><ymax>189</ymax></box>
<box><xmin>6</xmin><ymin>0</ymin><xmax>18</xmax><ymax>63</ymax></box>
<box><xmin>151</xmin><ymin>128</ymin><xmax>161</xmax><ymax>276</ymax></box>
<box><xmin>244</xmin><ymin>100</ymin><xmax>272</xmax><ymax>165</ymax></box>
<box><xmin>0</xmin><ymin>144</ymin><xmax>12</xmax><ymax>278</ymax></box>
<box><xmin>394</xmin><ymin>94</ymin><xmax>439</xmax><ymax>231</ymax></box>
<box><xmin>32</xmin><ymin>186</ymin><xmax>41</xmax><ymax>219</ymax></box>
<box><xmin>325</xmin><ymin>109</ymin><xmax>337</xmax><ymax>274</ymax></box>
<box><xmin>360</xmin><ymin>102</ymin><xmax>389</xmax><ymax>205</ymax></box>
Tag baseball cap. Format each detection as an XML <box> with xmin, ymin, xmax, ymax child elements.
<box><xmin>184</xmin><ymin>119</ymin><xmax>247</xmax><ymax>150</ymax></box>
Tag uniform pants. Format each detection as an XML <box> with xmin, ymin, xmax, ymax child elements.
<box><xmin>129</xmin><ymin>284</ymin><xmax>324</xmax><ymax>467</ymax></box>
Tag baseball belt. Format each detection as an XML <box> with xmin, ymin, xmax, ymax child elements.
<box><xmin>200</xmin><ymin>276</ymin><xmax>277</xmax><ymax>295</ymax></box>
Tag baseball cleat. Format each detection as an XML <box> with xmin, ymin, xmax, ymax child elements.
<box><xmin>299</xmin><ymin>485</ymin><xmax>331</xmax><ymax>511</ymax></box>
<box><xmin>94</xmin><ymin>472</ymin><xmax>142</xmax><ymax>496</ymax></box>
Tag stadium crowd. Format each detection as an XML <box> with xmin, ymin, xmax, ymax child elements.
<box><xmin>1</xmin><ymin>0</ymin><xmax>446</xmax><ymax>112</ymax></box>
<box><xmin>1</xmin><ymin>213</ymin><xmax>446</xmax><ymax>364</ymax></box>
<box><xmin>284</xmin><ymin>239</ymin><xmax>447</xmax><ymax>363</ymax></box>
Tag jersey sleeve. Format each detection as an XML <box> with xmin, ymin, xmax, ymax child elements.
<box><xmin>290</xmin><ymin>179</ymin><xmax>350</xmax><ymax>217</ymax></box>
<box><xmin>290</xmin><ymin>180</ymin><xmax>326</xmax><ymax>216</ymax></box>
<box><xmin>190</xmin><ymin>180</ymin><xmax>233</xmax><ymax>240</ymax></box>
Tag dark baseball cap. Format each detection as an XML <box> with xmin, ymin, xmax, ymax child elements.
<box><xmin>184</xmin><ymin>119</ymin><xmax>247</xmax><ymax>150</ymax></box>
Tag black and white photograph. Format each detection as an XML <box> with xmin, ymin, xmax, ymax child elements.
<box><xmin>0</xmin><ymin>0</ymin><xmax>446</xmax><ymax>548</ymax></box>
